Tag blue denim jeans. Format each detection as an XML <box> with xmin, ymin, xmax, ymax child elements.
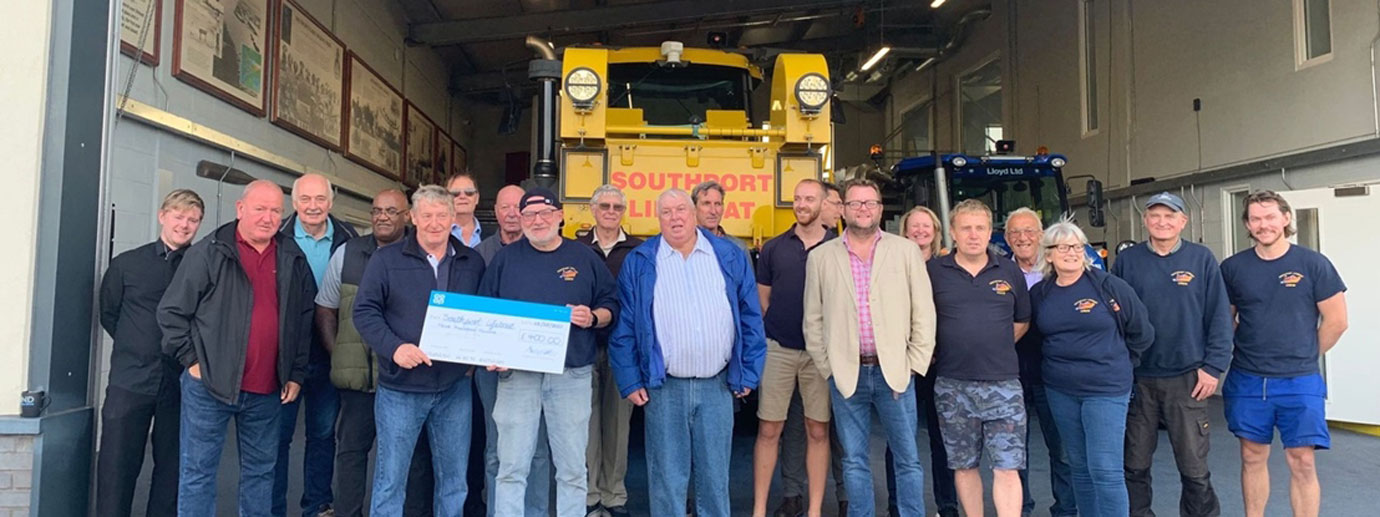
<box><xmin>177</xmin><ymin>370</ymin><xmax>281</xmax><ymax>517</ymax></box>
<box><xmin>885</xmin><ymin>372</ymin><xmax>956</xmax><ymax>514</ymax></box>
<box><xmin>644</xmin><ymin>373</ymin><xmax>734</xmax><ymax>517</ymax></box>
<box><xmin>372</xmin><ymin>381</ymin><xmax>473</xmax><ymax>517</ymax></box>
<box><xmin>274</xmin><ymin>357</ymin><xmax>339</xmax><ymax>517</ymax></box>
<box><xmin>493</xmin><ymin>366</ymin><xmax>593</xmax><ymax>517</ymax></box>
<box><xmin>1045</xmin><ymin>387</ymin><xmax>1130</xmax><ymax>517</ymax></box>
<box><xmin>831</xmin><ymin>365</ymin><xmax>924</xmax><ymax>517</ymax></box>
<box><xmin>475</xmin><ymin>368</ymin><xmax>552</xmax><ymax>516</ymax></box>
<box><xmin>1019</xmin><ymin>381</ymin><xmax>1077</xmax><ymax>517</ymax></box>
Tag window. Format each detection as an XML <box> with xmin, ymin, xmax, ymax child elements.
<box><xmin>1295</xmin><ymin>0</ymin><xmax>1332</xmax><ymax>67</ymax></box>
<box><xmin>900</xmin><ymin>101</ymin><xmax>932</xmax><ymax>155</ymax></box>
<box><xmin>1079</xmin><ymin>0</ymin><xmax>1099</xmax><ymax>134</ymax></box>
<box><xmin>1225</xmin><ymin>188</ymin><xmax>1254</xmax><ymax>254</ymax></box>
<box><xmin>958</xmin><ymin>59</ymin><xmax>1002</xmax><ymax>155</ymax></box>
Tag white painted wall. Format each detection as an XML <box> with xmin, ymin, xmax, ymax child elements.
<box><xmin>0</xmin><ymin>2</ymin><xmax>52</xmax><ymax>416</ymax></box>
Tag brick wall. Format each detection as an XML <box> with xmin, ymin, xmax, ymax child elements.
<box><xmin>0</xmin><ymin>435</ymin><xmax>33</xmax><ymax>516</ymax></box>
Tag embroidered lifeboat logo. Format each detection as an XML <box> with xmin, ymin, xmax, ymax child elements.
<box><xmin>1074</xmin><ymin>298</ymin><xmax>1099</xmax><ymax>313</ymax></box>
<box><xmin>1279</xmin><ymin>271</ymin><xmax>1304</xmax><ymax>288</ymax></box>
<box><xmin>989</xmin><ymin>279</ymin><xmax>1013</xmax><ymax>295</ymax></box>
<box><xmin>557</xmin><ymin>266</ymin><xmax>579</xmax><ymax>282</ymax></box>
<box><xmin>1171</xmin><ymin>271</ymin><xmax>1196</xmax><ymax>286</ymax></box>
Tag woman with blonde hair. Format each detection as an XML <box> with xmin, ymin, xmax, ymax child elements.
<box><xmin>902</xmin><ymin>205</ymin><xmax>943</xmax><ymax>260</ymax></box>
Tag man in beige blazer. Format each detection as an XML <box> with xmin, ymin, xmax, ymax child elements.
<box><xmin>803</xmin><ymin>178</ymin><xmax>936</xmax><ymax>516</ymax></box>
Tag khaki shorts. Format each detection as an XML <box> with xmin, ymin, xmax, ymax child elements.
<box><xmin>757</xmin><ymin>339</ymin><xmax>831</xmax><ymax>422</ymax></box>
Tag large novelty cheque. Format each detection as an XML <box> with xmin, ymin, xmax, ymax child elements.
<box><xmin>419</xmin><ymin>291</ymin><xmax>571</xmax><ymax>374</ymax></box>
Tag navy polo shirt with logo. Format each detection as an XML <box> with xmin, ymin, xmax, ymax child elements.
<box><xmin>1220</xmin><ymin>244</ymin><xmax>1346</xmax><ymax>377</ymax></box>
<box><xmin>757</xmin><ymin>224</ymin><xmax>837</xmax><ymax>350</ymax></box>
<box><xmin>1032</xmin><ymin>274</ymin><xmax>1132</xmax><ymax>396</ymax></box>
<box><xmin>927</xmin><ymin>251</ymin><xmax>1031</xmax><ymax>381</ymax></box>
<box><xmin>480</xmin><ymin>237</ymin><xmax>619</xmax><ymax>368</ymax></box>
<box><xmin>1110</xmin><ymin>240</ymin><xmax>1233</xmax><ymax>378</ymax></box>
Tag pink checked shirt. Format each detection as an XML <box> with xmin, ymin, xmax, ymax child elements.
<box><xmin>843</xmin><ymin>230</ymin><xmax>882</xmax><ymax>357</ymax></box>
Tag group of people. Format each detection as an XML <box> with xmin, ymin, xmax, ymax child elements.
<box><xmin>94</xmin><ymin>168</ymin><xmax>1347</xmax><ymax>517</ymax></box>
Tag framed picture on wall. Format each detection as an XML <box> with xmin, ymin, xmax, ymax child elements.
<box><xmin>435</xmin><ymin>132</ymin><xmax>456</xmax><ymax>185</ymax></box>
<box><xmin>454</xmin><ymin>142</ymin><xmax>468</xmax><ymax>174</ymax></box>
<box><xmin>120</xmin><ymin>0</ymin><xmax>161</xmax><ymax>65</ymax></box>
<box><xmin>172</xmin><ymin>0</ymin><xmax>271</xmax><ymax>116</ymax></box>
<box><xmin>344</xmin><ymin>52</ymin><xmax>404</xmax><ymax>179</ymax></box>
<box><xmin>271</xmin><ymin>0</ymin><xmax>345</xmax><ymax>151</ymax></box>
<box><xmin>404</xmin><ymin>102</ymin><xmax>437</xmax><ymax>187</ymax></box>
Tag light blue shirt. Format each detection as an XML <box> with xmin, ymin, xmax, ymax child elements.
<box><xmin>294</xmin><ymin>217</ymin><xmax>336</xmax><ymax>286</ymax></box>
<box><xmin>653</xmin><ymin>229</ymin><xmax>735</xmax><ymax>378</ymax></box>
<box><xmin>450</xmin><ymin>219</ymin><xmax>483</xmax><ymax>249</ymax></box>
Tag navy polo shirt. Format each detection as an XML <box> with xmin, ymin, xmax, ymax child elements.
<box><xmin>756</xmin><ymin>224</ymin><xmax>837</xmax><ymax>350</ymax></box>
<box><xmin>927</xmin><ymin>251</ymin><xmax>1031</xmax><ymax>380</ymax></box>
<box><xmin>1220</xmin><ymin>244</ymin><xmax>1346</xmax><ymax>377</ymax></box>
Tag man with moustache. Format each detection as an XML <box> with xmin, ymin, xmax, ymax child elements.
<box><xmin>1112</xmin><ymin>193</ymin><xmax>1231</xmax><ymax>517</ymax></box>
<box><xmin>314</xmin><ymin>189</ymin><xmax>431</xmax><ymax>517</ymax></box>
<box><xmin>274</xmin><ymin>173</ymin><xmax>359</xmax><ymax>517</ymax></box>
<box><xmin>610</xmin><ymin>188</ymin><xmax>766</xmax><ymax>517</ymax></box>
<box><xmin>1220</xmin><ymin>190</ymin><xmax>1347</xmax><ymax>517</ymax></box>
<box><xmin>480</xmin><ymin>187</ymin><xmax>618</xmax><ymax>517</ymax></box>
<box><xmin>97</xmin><ymin>189</ymin><xmax>204</xmax><ymax>517</ymax></box>
<box><xmin>1005</xmin><ymin>207</ymin><xmax>1076</xmax><ymax>517</ymax></box>
<box><xmin>750</xmin><ymin>179</ymin><xmax>836</xmax><ymax>517</ymax></box>
<box><xmin>803</xmin><ymin>178</ymin><xmax>936</xmax><ymax>517</ymax></box>
<box><xmin>159</xmin><ymin>180</ymin><xmax>316</xmax><ymax>516</ymax></box>
<box><xmin>692</xmin><ymin>181</ymin><xmax>750</xmax><ymax>252</ymax></box>
<box><xmin>353</xmin><ymin>186</ymin><xmax>487</xmax><ymax>516</ymax></box>
<box><xmin>577</xmin><ymin>184</ymin><xmax>644</xmax><ymax>517</ymax></box>
<box><xmin>473</xmin><ymin>184</ymin><xmax>554</xmax><ymax>517</ymax></box>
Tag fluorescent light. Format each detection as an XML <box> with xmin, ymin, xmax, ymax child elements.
<box><xmin>859</xmin><ymin>46</ymin><xmax>891</xmax><ymax>71</ymax></box>
<box><xmin>930</xmin><ymin>0</ymin><xmax>947</xmax><ymax>7</ymax></box>
<box><xmin>914</xmin><ymin>57</ymin><xmax>937</xmax><ymax>72</ymax></box>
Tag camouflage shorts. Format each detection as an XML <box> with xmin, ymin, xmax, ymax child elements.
<box><xmin>933</xmin><ymin>377</ymin><xmax>1027</xmax><ymax>470</ymax></box>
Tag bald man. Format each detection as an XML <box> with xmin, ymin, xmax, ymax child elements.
<box><xmin>274</xmin><ymin>173</ymin><xmax>359</xmax><ymax>517</ymax></box>
<box><xmin>159</xmin><ymin>180</ymin><xmax>318</xmax><ymax>516</ymax></box>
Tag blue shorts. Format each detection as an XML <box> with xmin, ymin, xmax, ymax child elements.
<box><xmin>1222</xmin><ymin>369</ymin><xmax>1330</xmax><ymax>449</ymax></box>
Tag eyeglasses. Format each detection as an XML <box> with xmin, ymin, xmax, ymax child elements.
<box><xmin>1045</xmin><ymin>243</ymin><xmax>1083</xmax><ymax>253</ymax></box>
<box><xmin>449</xmin><ymin>189</ymin><xmax>478</xmax><ymax>197</ymax></box>
<box><xmin>595</xmin><ymin>202</ymin><xmax>626</xmax><ymax>212</ymax></box>
<box><xmin>844</xmin><ymin>200</ymin><xmax>882</xmax><ymax>210</ymax></box>
<box><xmin>520</xmin><ymin>209</ymin><xmax>561</xmax><ymax>222</ymax></box>
<box><xmin>370</xmin><ymin>207</ymin><xmax>404</xmax><ymax>217</ymax></box>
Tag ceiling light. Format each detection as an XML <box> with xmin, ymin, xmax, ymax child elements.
<box><xmin>914</xmin><ymin>57</ymin><xmax>937</xmax><ymax>72</ymax></box>
<box><xmin>931</xmin><ymin>0</ymin><xmax>947</xmax><ymax>7</ymax></box>
<box><xmin>859</xmin><ymin>46</ymin><xmax>891</xmax><ymax>72</ymax></box>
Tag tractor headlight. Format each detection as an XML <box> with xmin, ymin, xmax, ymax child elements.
<box><xmin>564</xmin><ymin>67</ymin><xmax>602</xmax><ymax>110</ymax></box>
<box><xmin>1050</xmin><ymin>157</ymin><xmax>1067</xmax><ymax>168</ymax></box>
<box><xmin>794</xmin><ymin>73</ymin><xmax>831</xmax><ymax>114</ymax></box>
<box><xmin>950</xmin><ymin>156</ymin><xmax>968</xmax><ymax>168</ymax></box>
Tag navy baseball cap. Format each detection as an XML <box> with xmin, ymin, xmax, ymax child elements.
<box><xmin>519</xmin><ymin>187</ymin><xmax>562</xmax><ymax>211</ymax></box>
<box><xmin>1145</xmin><ymin>192</ymin><xmax>1185</xmax><ymax>213</ymax></box>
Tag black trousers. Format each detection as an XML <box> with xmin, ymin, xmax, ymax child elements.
<box><xmin>95</xmin><ymin>381</ymin><xmax>180</xmax><ymax>517</ymax></box>
<box><xmin>1125</xmin><ymin>371</ymin><xmax>1221</xmax><ymax>517</ymax></box>
<box><xmin>335</xmin><ymin>389</ymin><xmax>435</xmax><ymax>517</ymax></box>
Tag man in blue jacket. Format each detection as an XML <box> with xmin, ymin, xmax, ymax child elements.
<box><xmin>609</xmin><ymin>188</ymin><xmax>766</xmax><ymax>517</ymax></box>
<box><xmin>1111</xmin><ymin>192</ymin><xmax>1231</xmax><ymax>517</ymax></box>
<box><xmin>353</xmin><ymin>185</ymin><xmax>487</xmax><ymax>517</ymax></box>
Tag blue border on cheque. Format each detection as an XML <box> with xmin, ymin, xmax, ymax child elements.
<box><xmin>428</xmin><ymin>291</ymin><xmax>572</xmax><ymax>321</ymax></box>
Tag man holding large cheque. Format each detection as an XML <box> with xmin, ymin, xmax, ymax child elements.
<box><xmin>353</xmin><ymin>185</ymin><xmax>488</xmax><ymax>516</ymax></box>
<box><xmin>478</xmin><ymin>187</ymin><xmax>619</xmax><ymax>517</ymax></box>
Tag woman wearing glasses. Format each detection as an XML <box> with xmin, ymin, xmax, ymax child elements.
<box><xmin>1028</xmin><ymin>220</ymin><xmax>1154</xmax><ymax>517</ymax></box>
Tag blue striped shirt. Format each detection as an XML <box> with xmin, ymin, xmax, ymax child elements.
<box><xmin>653</xmin><ymin>229</ymin><xmax>735</xmax><ymax>378</ymax></box>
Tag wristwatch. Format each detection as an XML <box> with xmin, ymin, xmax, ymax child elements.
<box><xmin>590</xmin><ymin>311</ymin><xmax>600</xmax><ymax>328</ymax></box>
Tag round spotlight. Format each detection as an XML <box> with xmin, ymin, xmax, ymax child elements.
<box><xmin>794</xmin><ymin>73</ymin><xmax>831</xmax><ymax>113</ymax></box>
<box><xmin>1050</xmin><ymin>157</ymin><xmax>1067</xmax><ymax>168</ymax></box>
<box><xmin>564</xmin><ymin>67</ymin><xmax>602</xmax><ymax>107</ymax></box>
<box><xmin>951</xmin><ymin>156</ymin><xmax>968</xmax><ymax>168</ymax></box>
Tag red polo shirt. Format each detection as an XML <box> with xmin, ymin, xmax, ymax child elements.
<box><xmin>237</xmin><ymin>232</ymin><xmax>280</xmax><ymax>395</ymax></box>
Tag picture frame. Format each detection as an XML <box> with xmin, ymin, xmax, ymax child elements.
<box><xmin>172</xmin><ymin>0</ymin><xmax>271</xmax><ymax>116</ymax></box>
<box><xmin>270</xmin><ymin>0</ymin><xmax>345</xmax><ymax>151</ymax></box>
<box><xmin>344</xmin><ymin>52</ymin><xmax>404</xmax><ymax>180</ymax></box>
<box><xmin>454</xmin><ymin>141</ymin><xmax>468</xmax><ymax>174</ymax></box>
<box><xmin>120</xmin><ymin>0</ymin><xmax>162</xmax><ymax>65</ymax></box>
<box><xmin>403</xmin><ymin>102</ymin><xmax>437</xmax><ymax>188</ymax></box>
<box><xmin>435</xmin><ymin>131</ymin><xmax>456</xmax><ymax>185</ymax></box>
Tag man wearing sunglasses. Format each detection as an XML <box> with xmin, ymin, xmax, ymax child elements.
<box><xmin>448</xmin><ymin>172</ymin><xmax>485</xmax><ymax>248</ymax></box>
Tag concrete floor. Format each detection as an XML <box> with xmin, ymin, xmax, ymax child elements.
<box><xmin>130</xmin><ymin>397</ymin><xmax>1380</xmax><ymax>516</ymax></box>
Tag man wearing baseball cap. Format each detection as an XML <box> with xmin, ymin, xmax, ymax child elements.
<box><xmin>1110</xmin><ymin>192</ymin><xmax>1232</xmax><ymax>517</ymax></box>
<box><xmin>480</xmin><ymin>187</ymin><xmax>619</xmax><ymax>517</ymax></box>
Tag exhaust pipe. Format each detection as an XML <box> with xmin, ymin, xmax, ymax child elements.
<box><xmin>526</xmin><ymin>36</ymin><xmax>560</xmax><ymax>189</ymax></box>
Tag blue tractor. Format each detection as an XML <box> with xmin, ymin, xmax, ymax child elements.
<box><xmin>884</xmin><ymin>145</ymin><xmax>1107</xmax><ymax>268</ymax></box>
